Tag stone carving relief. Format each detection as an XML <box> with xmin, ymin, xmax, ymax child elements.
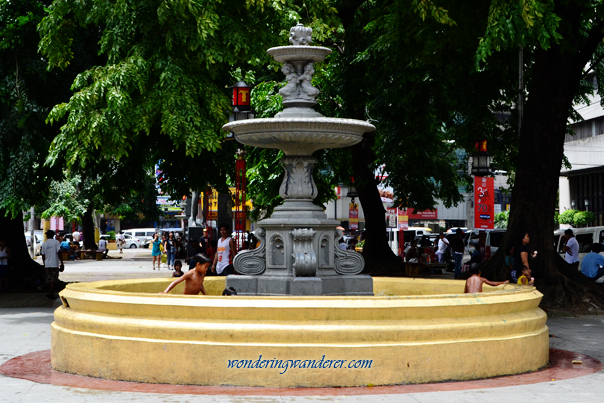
<box><xmin>279</xmin><ymin>62</ymin><xmax>320</xmax><ymax>103</ymax></box>
<box><xmin>289</xmin><ymin>23</ymin><xmax>313</xmax><ymax>46</ymax></box>
<box><xmin>279</xmin><ymin>157</ymin><xmax>318</xmax><ymax>200</ymax></box>
<box><xmin>291</xmin><ymin>228</ymin><xmax>317</xmax><ymax>277</ymax></box>
<box><xmin>269</xmin><ymin>234</ymin><xmax>285</xmax><ymax>267</ymax></box>
<box><xmin>333</xmin><ymin>229</ymin><xmax>364</xmax><ymax>275</ymax></box>
<box><xmin>233</xmin><ymin>228</ymin><xmax>266</xmax><ymax>275</ymax></box>
<box><xmin>319</xmin><ymin>234</ymin><xmax>332</xmax><ymax>268</ymax></box>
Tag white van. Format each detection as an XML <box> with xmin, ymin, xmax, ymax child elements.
<box><xmin>465</xmin><ymin>229</ymin><xmax>506</xmax><ymax>259</ymax></box>
<box><xmin>386</xmin><ymin>227</ymin><xmax>433</xmax><ymax>256</ymax></box>
<box><xmin>553</xmin><ymin>227</ymin><xmax>604</xmax><ymax>268</ymax></box>
<box><xmin>122</xmin><ymin>228</ymin><xmax>157</xmax><ymax>247</ymax></box>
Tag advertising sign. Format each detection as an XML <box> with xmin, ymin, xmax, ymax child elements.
<box><xmin>474</xmin><ymin>176</ymin><xmax>494</xmax><ymax>230</ymax></box>
<box><xmin>387</xmin><ymin>208</ymin><xmax>397</xmax><ymax>228</ymax></box>
<box><xmin>349</xmin><ymin>202</ymin><xmax>359</xmax><ymax>231</ymax></box>
<box><xmin>398</xmin><ymin>209</ymin><xmax>409</xmax><ymax>230</ymax></box>
<box><xmin>398</xmin><ymin>208</ymin><xmax>438</xmax><ymax>220</ymax></box>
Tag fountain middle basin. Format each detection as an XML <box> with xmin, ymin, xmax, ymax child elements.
<box><xmin>51</xmin><ymin>278</ymin><xmax>548</xmax><ymax>387</ymax></box>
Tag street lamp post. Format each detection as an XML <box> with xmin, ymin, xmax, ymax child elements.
<box><xmin>228</xmin><ymin>81</ymin><xmax>255</xmax><ymax>251</ymax></box>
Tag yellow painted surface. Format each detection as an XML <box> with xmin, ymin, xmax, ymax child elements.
<box><xmin>52</xmin><ymin>278</ymin><xmax>549</xmax><ymax>387</ymax></box>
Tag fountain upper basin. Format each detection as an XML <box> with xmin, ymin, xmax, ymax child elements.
<box><xmin>222</xmin><ymin>117</ymin><xmax>376</xmax><ymax>155</ymax></box>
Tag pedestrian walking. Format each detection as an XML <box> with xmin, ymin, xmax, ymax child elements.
<box><xmin>116</xmin><ymin>231</ymin><xmax>125</xmax><ymax>254</ymax></box>
<box><xmin>164</xmin><ymin>232</ymin><xmax>178</xmax><ymax>270</ymax></box>
<box><xmin>151</xmin><ymin>234</ymin><xmax>162</xmax><ymax>270</ymax></box>
<box><xmin>41</xmin><ymin>230</ymin><xmax>64</xmax><ymax>299</ymax></box>
<box><xmin>211</xmin><ymin>223</ymin><xmax>237</xmax><ymax>276</ymax></box>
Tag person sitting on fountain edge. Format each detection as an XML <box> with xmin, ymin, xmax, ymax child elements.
<box><xmin>464</xmin><ymin>266</ymin><xmax>509</xmax><ymax>293</ymax></box>
<box><xmin>160</xmin><ymin>254</ymin><xmax>210</xmax><ymax>295</ymax></box>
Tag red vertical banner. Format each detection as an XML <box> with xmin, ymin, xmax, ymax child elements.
<box><xmin>349</xmin><ymin>202</ymin><xmax>359</xmax><ymax>231</ymax></box>
<box><xmin>474</xmin><ymin>176</ymin><xmax>494</xmax><ymax>230</ymax></box>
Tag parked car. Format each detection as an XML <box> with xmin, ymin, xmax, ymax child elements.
<box><xmin>100</xmin><ymin>233</ymin><xmax>142</xmax><ymax>248</ymax></box>
<box><xmin>24</xmin><ymin>233</ymin><xmax>42</xmax><ymax>255</ymax></box>
<box><xmin>122</xmin><ymin>228</ymin><xmax>157</xmax><ymax>247</ymax></box>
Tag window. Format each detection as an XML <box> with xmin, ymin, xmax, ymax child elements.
<box><xmin>576</xmin><ymin>233</ymin><xmax>594</xmax><ymax>253</ymax></box>
<box><xmin>135</xmin><ymin>232</ymin><xmax>145</xmax><ymax>237</ymax></box>
<box><xmin>146</xmin><ymin>232</ymin><xmax>155</xmax><ymax>237</ymax></box>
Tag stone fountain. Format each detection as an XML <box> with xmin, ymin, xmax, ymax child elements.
<box><xmin>222</xmin><ymin>24</ymin><xmax>375</xmax><ymax>296</ymax></box>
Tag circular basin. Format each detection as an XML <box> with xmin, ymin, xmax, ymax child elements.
<box><xmin>222</xmin><ymin>118</ymin><xmax>376</xmax><ymax>155</ymax></box>
<box><xmin>267</xmin><ymin>46</ymin><xmax>332</xmax><ymax>63</ymax></box>
<box><xmin>51</xmin><ymin>277</ymin><xmax>548</xmax><ymax>387</ymax></box>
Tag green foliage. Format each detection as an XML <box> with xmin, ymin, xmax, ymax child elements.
<box><xmin>476</xmin><ymin>0</ymin><xmax>562</xmax><ymax>63</ymax></box>
<box><xmin>0</xmin><ymin>0</ymin><xmax>105</xmax><ymax>218</ymax></box>
<box><xmin>41</xmin><ymin>176</ymin><xmax>87</xmax><ymax>222</ymax></box>
<box><xmin>107</xmin><ymin>230</ymin><xmax>115</xmax><ymax>241</ymax></box>
<box><xmin>573</xmin><ymin>211</ymin><xmax>595</xmax><ymax>227</ymax></box>
<box><xmin>495</xmin><ymin>210</ymin><xmax>509</xmax><ymax>228</ymax></box>
<box><xmin>38</xmin><ymin>0</ymin><xmax>298</xmax><ymax>169</ymax></box>
<box><xmin>558</xmin><ymin>209</ymin><xmax>595</xmax><ymax>227</ymax></box>
<box><xmin>558</xmin><ymin>209</ymin><xmax>578</xmax><ymax>225</ymax></box>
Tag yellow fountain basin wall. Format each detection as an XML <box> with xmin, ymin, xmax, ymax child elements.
<box><xmin>52</xmin><ymin>277</ymin><xmax>549</xmax><ymax>387</ymax></box>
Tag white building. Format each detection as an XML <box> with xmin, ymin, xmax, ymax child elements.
<box><xmin>559</xmin><ymin>74</ymin><xmax>604</xmax><ymax>226</ymax></box>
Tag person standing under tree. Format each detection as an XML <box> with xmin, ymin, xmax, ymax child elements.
<box><xmin>563</xmin><ymin>229</ymin><xmax>580</xmax><ymax>269</ymax></box>
<box><xmin>212</xmin><ymin>223</ymin><xmax>237</xmax><ymax>276</ymax></box>
<box><xmin>449</xmin><ymin>229</ymin><xmax>465</xmax><ymax>279</ymax></box>
<box><xmin>41</xmin><ymin>230</ymin><xmax>64</xmax><ymax>299</ymax></box>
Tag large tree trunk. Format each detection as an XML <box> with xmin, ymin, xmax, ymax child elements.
<box><xmin>0</xmin><ymin>209</ymin><xmax>43</xmax><ymax>290</ymax></box>
<box><xmin>481</xmin><ymin>35</ymin><xmax>604</xmax><ymax>311</ymax></box>
<box><xmin>81</xmin><ymin>206</ymin><xmax>97</xmax><ymax>249</ymax></box>
<box><xmin>351</xmin><ymin>134</ymin><xmax>404</xmax><ymax>276</ymax></box>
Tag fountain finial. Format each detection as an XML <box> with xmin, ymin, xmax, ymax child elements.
<box><xmin>289</xmin><ymin>23</ymin><xmax>313</xmax><ymax>46</ymax></box>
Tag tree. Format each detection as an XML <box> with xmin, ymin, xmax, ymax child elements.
<box><xmin>463</xmin><ymin>1</ymin><xmax>604</xmax><ymax>311</ymax></box>
<box><xmin>0</xmin><ymin>0</ymin><xmax>105</xmax><ymax>276</ymax></box>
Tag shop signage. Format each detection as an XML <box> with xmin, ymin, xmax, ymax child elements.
<box><xmin>349</xmin><ymin>203</ymin><xmax>359</xmax><ymax>230</ymax></box>
<box><xmin>398</xmin><ymin>208</ymin><xmax>437</xmax><ymax>220</ymax></box>
<box><xmin>474</xmin><ymin>176</ymin><xmax>494</xmax><ymax>230</ymax></box>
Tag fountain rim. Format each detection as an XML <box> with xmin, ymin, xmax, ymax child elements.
<box><xmin>61</xmin><ymin>277</ymin><xmax>538</xmax><ymax>305</ymax></box>
<box><xmin>222</xmin><ymin>117</ymin><xmax>376</xmax><ymax>133</ymax></box>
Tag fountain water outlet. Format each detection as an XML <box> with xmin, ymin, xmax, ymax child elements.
<box><xmin>222</xmin><ymin>24</ymin><xmax>375</xmax><ymax>296</ymax></box>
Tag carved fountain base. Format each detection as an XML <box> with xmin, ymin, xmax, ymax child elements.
<box><xmin>227</xmin><ymin>156</ymin><xmax>372</xmax><ymax>296</ymax></box>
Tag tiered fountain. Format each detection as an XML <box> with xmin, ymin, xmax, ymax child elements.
<box><xmin>50</xmin><ymin>24</ymin><xmax>549</xmax><ymax>389</ymax></box>
<box><xmin>223</xmin><ymin>24</ymin><xmax>374</xmax><ymax>296</ymax></box>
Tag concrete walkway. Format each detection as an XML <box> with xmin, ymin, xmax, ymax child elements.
<box><xmin>1</xmin><ymin>257</ymin><xmax>603</xmax><ymax>402</ymax></box>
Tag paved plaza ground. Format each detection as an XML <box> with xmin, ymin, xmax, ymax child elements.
<box><xmin>1</xmin><ymin>252</ymin><xmax>603</xmax><ymax>402</ymax></box>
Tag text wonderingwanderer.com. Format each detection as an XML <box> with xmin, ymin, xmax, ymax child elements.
<box><xmin>227</xmin><ymin>355</ymin><xmax>373</xmax><ymax>374</ymax></box>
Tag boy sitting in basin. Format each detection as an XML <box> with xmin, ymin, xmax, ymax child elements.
<box><xmin>160</xmin><ymin>254</ymin><xmax>210</xmax><ymax>295</ymax></box>
<box><xmin>464</xmin><ymin>266</ymin><xmax>509</xmax><ymax>293</ymax></box>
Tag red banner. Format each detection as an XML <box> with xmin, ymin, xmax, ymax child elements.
<box><xmin>349</xmin><ymin>203</ymin><xmax>359</xmax><ymax>231</ymax></box>
<box><xmin>398</xmin><ymin>208</ymin><xmax>437</xmax><ymax>220</ymax></box>
<box><xmin>474</xmin><ymin>176</ymin><xmax>494</xmax><ymax>230</ymax></box>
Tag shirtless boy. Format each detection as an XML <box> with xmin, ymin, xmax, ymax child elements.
<box><xmin>160</xmin><ymin>254</ymin><xmax>210</xmax><ymax>295</ymax></box>
<box><xmin>464</xmin><ymin>266</ymin><xmax>509</xmax><ymax>293</ymax></box>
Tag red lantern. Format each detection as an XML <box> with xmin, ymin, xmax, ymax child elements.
<box><xmin>232</xmin><ymin>81</ymin><xmax>251</xmax><ymax>111</ymax></box>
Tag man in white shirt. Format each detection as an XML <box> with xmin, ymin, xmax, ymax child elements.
<box><xmin>41</xmin><ymin>230</ymin><xmax>64</xmax><ymax>299</ymax></box>
<box><xmin>435</xmin><ymin>233</ymin><xmax>449</xmax><ymax>263</ymax></box>
<box><xmin>116</xmin><ymin>231</ymin><xmax>125</xmax><ymax>254</ymax></box>
<box><xmin>98</xmin><ymin>237</ymin><xmax>108</xmax><ymax>259</ymax></box>
<box><xmin>339</xmin><ymin>239</ymin><xmax>348</xmax><ymax>250</ymax></box>
<box><xmin>563</xmin><ymin>229</ymin><xmax>580</xmax><ymax>268</ymax></box>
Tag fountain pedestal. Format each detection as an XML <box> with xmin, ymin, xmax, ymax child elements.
<box><xmin>223</xmin><ymin>24</ymin><xmax>374</xmax><ymax>296</ymax></box>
